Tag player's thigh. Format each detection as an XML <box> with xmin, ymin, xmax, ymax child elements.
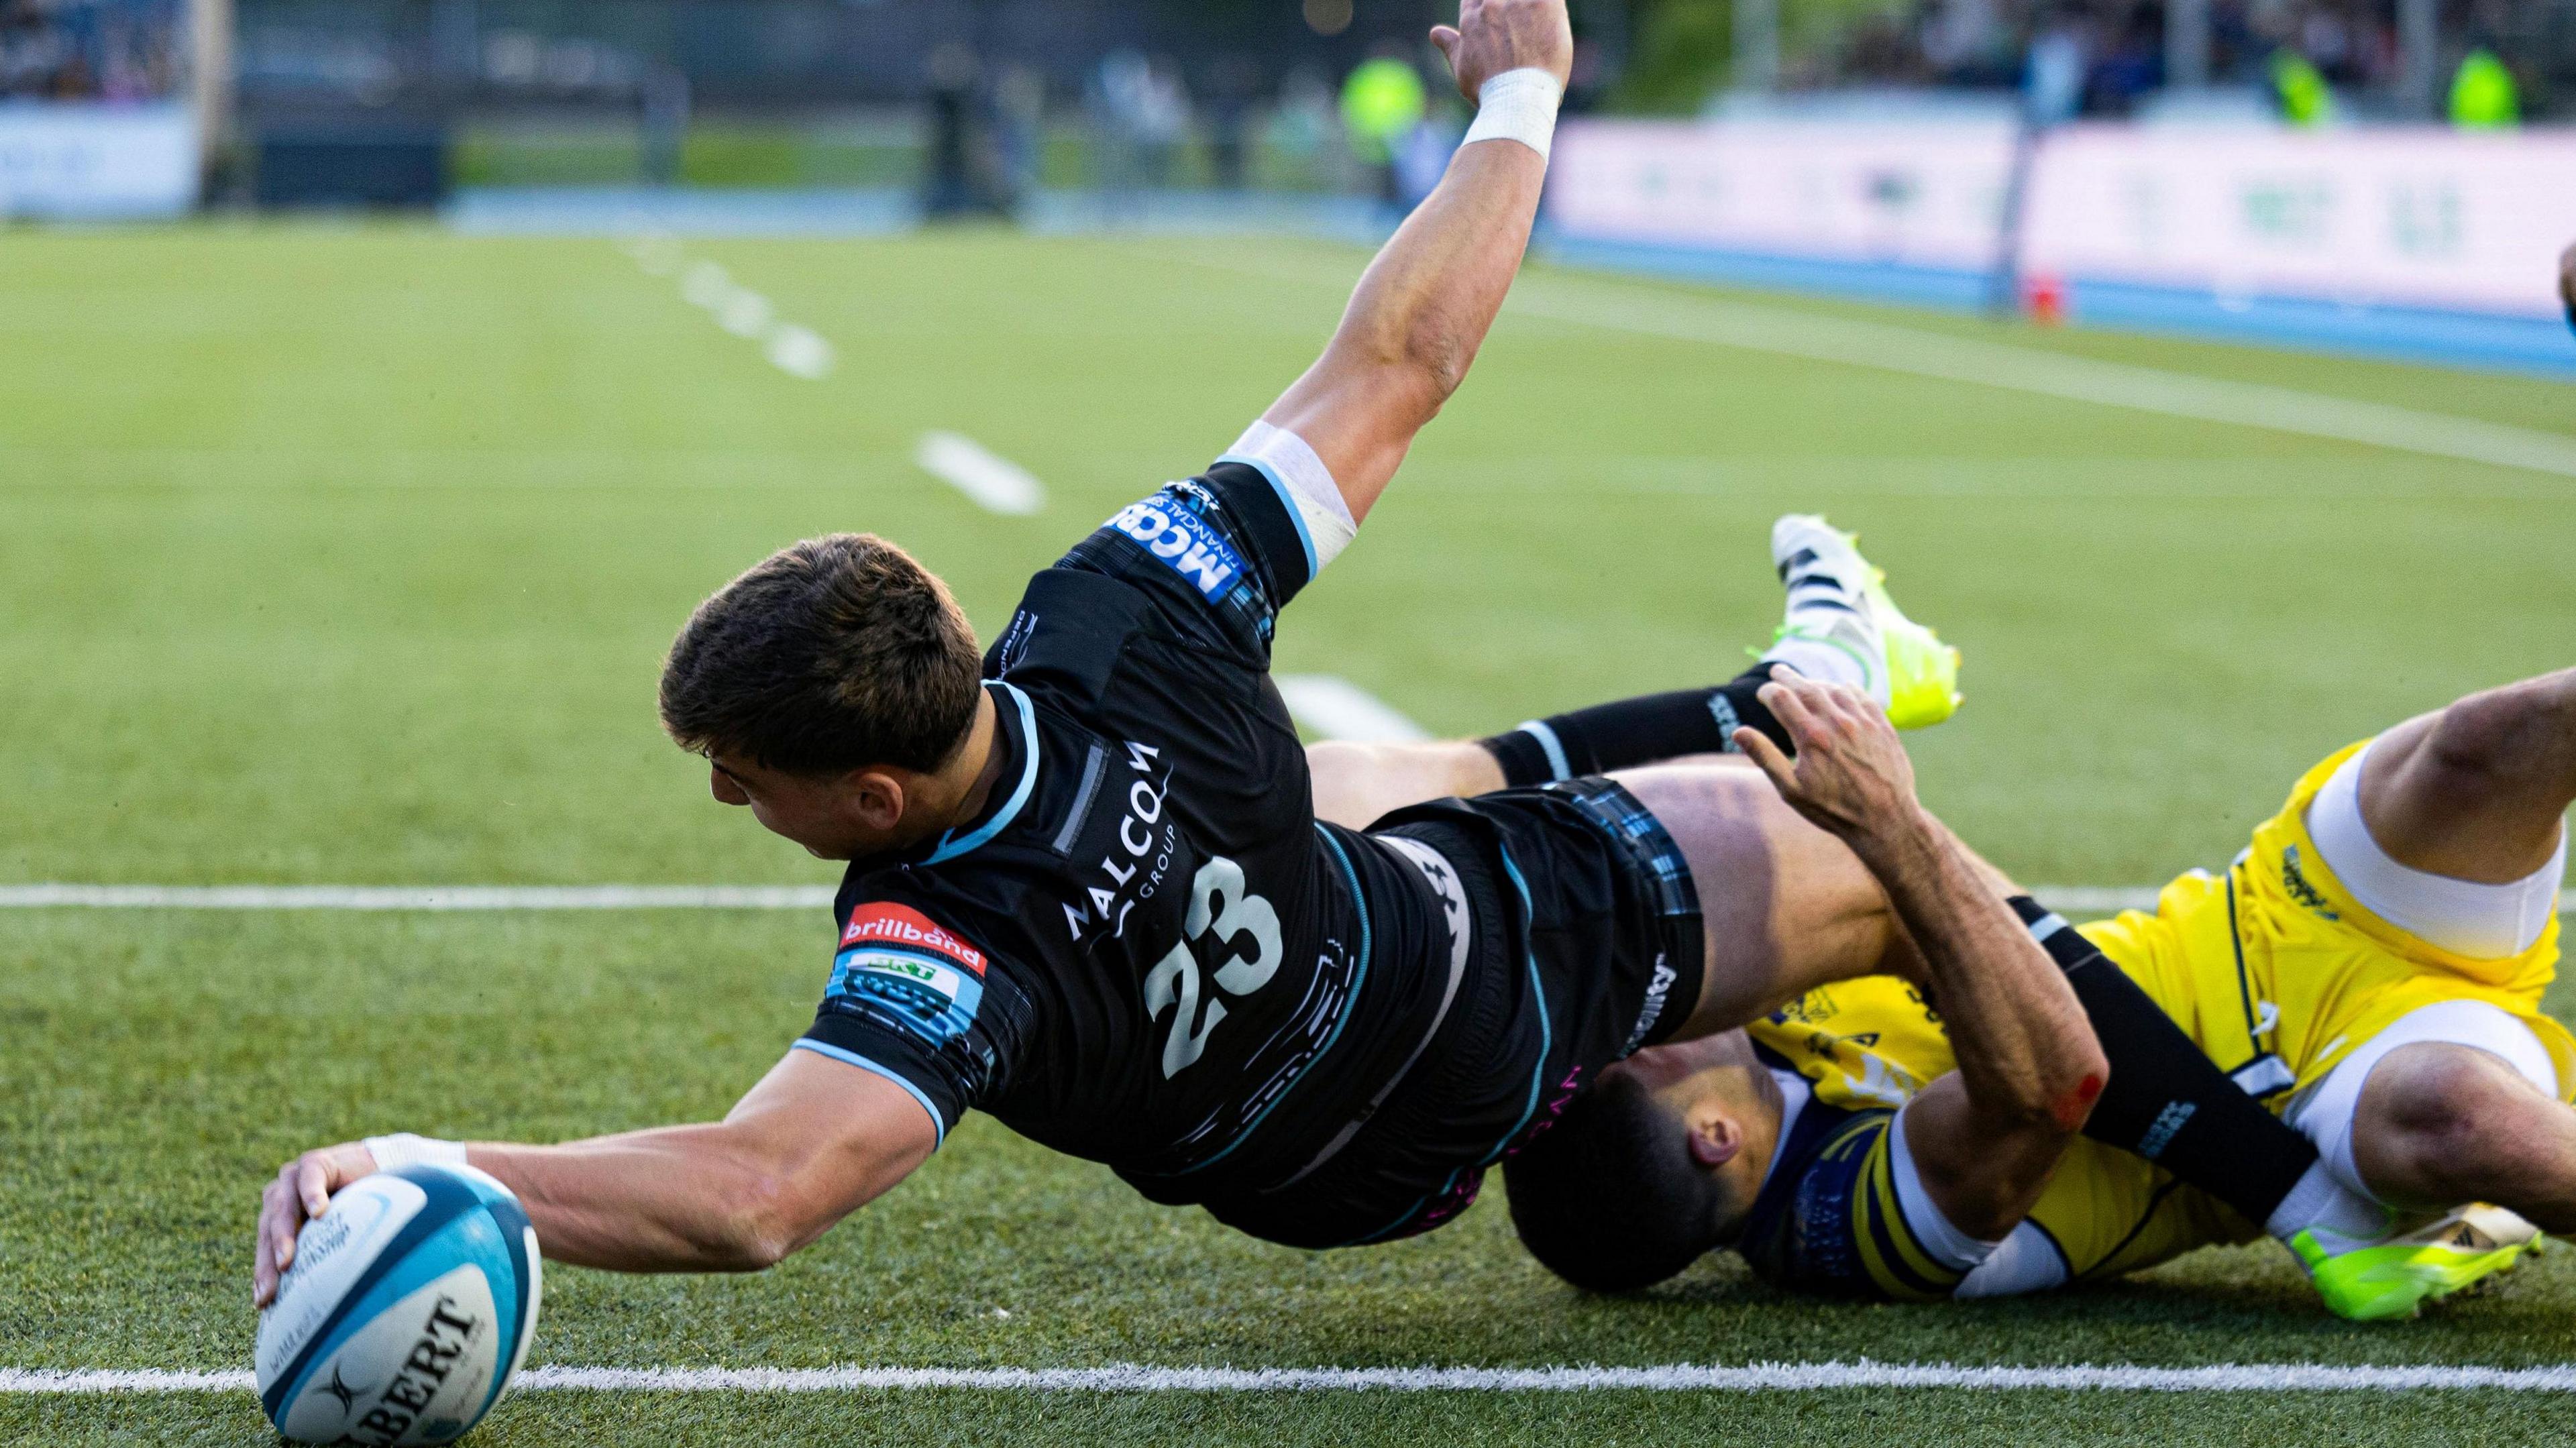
<box><xmin>1612</xmin><ymin>761</ymin><xmax>1901</xmax><ymax>1035</ymax></box>
<box><xmin>1305</xmin><ymin>740</ymin><xmax>1501</xmax><ymax>830</ymax></box>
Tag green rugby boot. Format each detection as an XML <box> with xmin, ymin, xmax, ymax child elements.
<box><xmin>2292</xmin><ymin>1203</ymin><xmax>2542</xmax><ymax>1321</ymax></box>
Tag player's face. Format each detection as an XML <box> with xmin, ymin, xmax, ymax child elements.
<box><xmin>706</xmin><ymin>753</ymin><xmax>900</xmax><ymax>860</ymax></box>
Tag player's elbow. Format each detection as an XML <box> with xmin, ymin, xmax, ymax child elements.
<box><xmin>704</xmin><ymin>1174</ymin><xmax>830</xmax><ymax>1272</ymax></box>
<box><xmin>2031</xmin><ymin>1046</ymin><xmax>2110</xmax><ymax>1134</ymax></box>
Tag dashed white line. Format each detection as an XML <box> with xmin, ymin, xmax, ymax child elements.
<box><xmin>631</xmin><ymin>235</ymin><xmax>835</xmax><ymax>382</ymax></box>
<box><xmin>1276</xmin><ymin>674</ymin><xmax>1432</xmax><ymax>742</ymax></box>
<box><xmin>11</xmin><ymin>1361</ymin><xmax>2576</xmax><ymax>1394</ymax></box>
<box><xmin>914</xmin><ymin>431</ymin><xmax>1048</xmax><ymax>516</ymax></box>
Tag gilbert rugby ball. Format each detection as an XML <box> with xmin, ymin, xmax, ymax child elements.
<box><xmin>256</xmin><ymin>1163</ymin><xmax>542</xmax><ymax>1445</ymax></box>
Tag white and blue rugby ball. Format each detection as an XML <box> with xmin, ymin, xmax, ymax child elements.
<box><xmin>256</xmin><ymin>1164</ymin><xmax>542</xmax><ymax>1446</ymax></box>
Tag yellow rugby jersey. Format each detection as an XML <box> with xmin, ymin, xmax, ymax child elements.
<box><xmin>1735</xmin><ymin>740</ymin><xmax>2571</xmax><ymax>1297</ymax></box>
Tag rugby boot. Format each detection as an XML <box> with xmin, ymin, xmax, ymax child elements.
<box><xmin>1766</xmin><ymin>514</ymin><xmax>1963</xmax><ymax>730</ymax></box>
<box><xmin>2292</xmin><ymin>1203</ymin><xmax>2542</xmax><ymax>1321</ymax></box>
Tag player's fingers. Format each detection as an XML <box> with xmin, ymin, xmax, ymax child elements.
<box><xmin>1733</xmin><ymin>728</ymin><xmax>1796</xmax><ymax>795</ymax></box>
<box><xmin>1758</xmin><ymin>681</ymin><xmax>1829</xmax><ymax>753</ymax></box>
<box><xmin>297</xmin><ymin>1154</ymin><xmax>334</xmax><ymax>1219</ymax></box>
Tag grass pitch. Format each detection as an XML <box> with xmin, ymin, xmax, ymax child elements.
<box><xmin>3</xmin><ymin>223</ymin><xmax>2573</xmax><ymax>1445</ymax></box>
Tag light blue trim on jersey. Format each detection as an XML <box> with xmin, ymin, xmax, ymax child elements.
<box><xmin>792</xmin><ymin>1039</ymin><xmax>948</xmax><ymax>1148</ymax></box>
<box><xmin>1481</xmin><ymin>840</ymin><xmax>1552</xmax><ymax>1165</ymax></box>
<box><xmin>1170</xmin><ymin>824</ymin><xmax>1375</xmax><ymax>1178</ymax></box>
<box><xmin>1217</xmin><ymin>449</ymin><xmax>1319</xmax><ymax>584</ymax></box>
<box><xmin>925</xmin><ymin>682</ymin><xmax>1040</xmax><ymax>866</ymax></box>
<box><xmin>1515</xmin><ymin>720</ymin><xmax>1572</xmax><ymax>782</ymax></box>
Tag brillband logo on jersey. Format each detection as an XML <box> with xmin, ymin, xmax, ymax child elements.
<box><xmin>1108</xmin><ymin>496</ymin><xmax>1244</xmax><ymax>600</ymax></box>
<box><xmin>843</xmin><ymin>903</ymin><xmax>987</xmax><ymax>976</ymax></box>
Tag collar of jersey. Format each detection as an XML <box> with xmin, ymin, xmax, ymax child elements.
<box><xmin>924</xmin><ymin>681</ymin><xmax>1040</xmax><ymax>866</ymax></box>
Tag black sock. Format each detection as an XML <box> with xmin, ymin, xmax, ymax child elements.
<box><xmin>1479</xmin><ymin>668</ymin><xmax>1794</xmax><ymax>787</ymax></box>
<box><xmin>2006</xmin><ymin>895</ymin><xmax>2316</xmax><ymax>1226</ymax></box>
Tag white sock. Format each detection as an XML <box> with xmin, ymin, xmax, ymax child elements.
<box><xmin>1760</xmin><ymin>634</ymin><xmax>1873</xmax><ymax>693</ymax></box>
<box><xmin>2267</xmin><ymin>1158</ymin><xmax>2392</xmax><ymax>1247</ymax></box>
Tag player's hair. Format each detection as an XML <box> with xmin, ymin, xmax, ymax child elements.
<box><xmin>659</xmin><ymin>533</ymin><xmax>983</xmax><ymax>775</ymax></box>
<box><xmin>1501</xmin><ymin>1070</ymin><xmax>1736</xmax><ymax>1292</ymax></box>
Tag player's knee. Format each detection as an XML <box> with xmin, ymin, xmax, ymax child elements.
<box><xmin>2358</xmin><ymin>1045</ymin><xmax>2557</xmax><ymax>1202</ymax></box>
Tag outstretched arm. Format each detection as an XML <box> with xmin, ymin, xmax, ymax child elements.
<box><xmin>254</xmin><ymin>1050</ymin><xmax>935</xmax><ymax>1304</ymax></box>
<box><xmin>1259</xmin><ymin>0</ymin><xmax>1571</xmax><ymax>523</ymax></box>
<box><xmin>1736</xmin><ymin>671</ymin><xmax>2106</xmax><ymax>1239</ymax></box>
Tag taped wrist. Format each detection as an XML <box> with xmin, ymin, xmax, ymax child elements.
<box><xmin>364</xmin><ymin>1132</ymin><xmax>468</xmax><ymax>1172</ymax></box>
<box><xmin>1461</xmin><ymin>68</ymin><xmax>1562</xmax><ymax>161</ymax></box>
<box><xmin>2006</xmin><ymin>896</ymin><xmax>2318</xmax><ymax>1227</ymax></box>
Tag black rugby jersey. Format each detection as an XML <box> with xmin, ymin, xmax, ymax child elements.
<box><xmin>797</xmin><ymin>459</ymin><xmax>1458</xmax><ymax>1206</ymax></box>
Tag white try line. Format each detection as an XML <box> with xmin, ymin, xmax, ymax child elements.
<box><xmin>2</xmin><ymin>882</ymin><xmax>2563</xmax><ymax>915</ymax></box>
<box><xmin>0</xmin><ymin>885</ymin><xmax>837</xmax><ymax>910</ymax></box>
<box><xmin>914</xmin><ymin>431</ymin><xmax>1049</xmax><ymax>516</ymax></box>
<box><xmin>12</xmin><ymin>1361</ymin><xmax>2576</xmax><ymax>1395</ymax></box>
<box><xmin>1277</xmin><ymin>673</ymin><xmax>1432</xmax><ymax>743</ymax></box>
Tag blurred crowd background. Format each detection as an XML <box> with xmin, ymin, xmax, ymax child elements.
<box><xmin>2</xmin><ymin>0</ymin><xmax>2567</xmax><ymax>210</ymax></box>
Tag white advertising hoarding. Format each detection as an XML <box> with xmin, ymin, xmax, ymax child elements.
<box><xmin>2021</xmin><ymin>125</ymin><xmax>2576</xmax><ymax>318</ymax></box>
<box><xmin>1550</xmin><ymin>117</ymin><xmax>2576</xmax><ymax>320</ymax></box>
<box><xmin>1549</xmin><ymin>117</ymin><xmax>2019</xmax><ymax>271</ymax></box>
<box><xmin>0</xmin><ymin>103</ymin><xmax>199</xmax><ymax>219</ymax></box>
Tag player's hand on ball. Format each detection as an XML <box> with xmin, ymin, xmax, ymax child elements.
<box><xmin>1430</xmin><ymin>0</ymin><xmax>1574</xmax><ymax>99</ymax></box>
<box><xmin>254</xmin><ymin>1140</ymin><xmax>378</xmax><ymax>1307</ymax></box>
<box><xmin>1734</xmin><ymin>668</ymin><xmax>1927</xmax><ymax>845</ymax></box>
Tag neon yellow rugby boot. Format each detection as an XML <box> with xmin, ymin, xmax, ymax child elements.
<box><xmin>2292</xmin><ymin>1203</ymin><xmax>2542</xmax><ymax>1321</ymax></box>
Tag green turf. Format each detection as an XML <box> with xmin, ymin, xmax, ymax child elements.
<box><xmin>3</xmin><ymin>225</ymin><xmax>2572</xmax><ymax>1443</ymax></box>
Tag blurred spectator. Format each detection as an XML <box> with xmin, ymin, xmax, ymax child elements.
<box><xmin>1201</xmin><ymin>54</ymin><xmax>1260</xmax><ymax>191</ymax></box>
<box><xmin>2</xmin><ymin>0</ymin><xmax>179</xmax><ymax>102</ymax></box>
<box><xmin>1340</xmin><ymin>44</ymin><xmax>1425</xmax><ymax>209</ymax></box>
<box><xmin>1390</xmin><ymin>112</ymin><xmax>1458</xmax><ymax>212</ymax></box>
<box><xmin>2023</xmin><ymin>8</ymin><xmax>2089</xmax><ymax>125</ymax></box>
<box><xmin>2268</xmin><ymin>44</ymin><xmax>2334</xmax><ymax>122</ymax></box>
<box><xmin>1264</xmin><ymin>64</ymin><xmax>1344</xmax><ymax>191</ymax></box>
<box><xmin>2083</xmin><ymin>2</ymin><xmax>2163</xmax><ymax>115</ymax></box>
<box><xmin>2449</xmin><ymin>45</ymin><xmax>2519</xmax><ymax>127</ymax></box>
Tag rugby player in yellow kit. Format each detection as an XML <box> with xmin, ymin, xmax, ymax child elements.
<box><xmin>1495</xmin><ymin>663</ymin><xmax>2573</xmax><ymax>1319</ymax></box>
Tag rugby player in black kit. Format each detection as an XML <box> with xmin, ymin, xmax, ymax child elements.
<box><xmin>257</xmin><ymin>0</ymin><xmax>2339</xmax><ymax>1301</ymax></box>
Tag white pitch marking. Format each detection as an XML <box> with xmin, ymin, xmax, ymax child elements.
<box><xmin>1161</xmin><ymin>249</ymin><xmax>2576</xmax><ymax>480</ymax></box>
<box><xmin>679</xmin><ymin>260</ymin><xmax>734</xmax><ymax>310</ymax></box>
<box><xmin>0</xmin><ymin>883</ymin><xmax>2563</xmax><ymax>915</ymax></box>
<box><xmin>13</xmin><ymin>1361</ymin><xmax>2576</xmax><ymax>1394</ymax></box>
<box><xmin>1501</xmin><ymin>278</ymin><xmax>2576</xmax><ymax>480</ymax></box>
<box><xmin>914</xmin><ymin>431</ymin><xmax>1048</xmax><ymax>516</ymax></box>
<box><xmin>0</xmin><ymin>885</ymin><xmax>836</xmax><ymax>911</ymax></box>
<box><xmin>765</xmin><ymin>325</ymin><xmax>837</xmax><ymax>381</ymax></box>
<box><xmin>1275</xmin><ymin>675</ymin><xmax>1431</xmax><ymax>743</ymax></box>
<box><xmin>638</xmin><ymin>244</ymin><xmax>835</xmax><ymax>383</ymax></box>
<box><xmin>718</xmin><ymin>290</ymin><xmax>775</xmax><ymax>339</ymax></box>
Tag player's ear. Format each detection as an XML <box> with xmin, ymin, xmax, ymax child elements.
<box><xmin>1684</xmin><ymin>1111</ymin><xmax>1743</xmax><ymax>1171</ymax></box>
<box><xmin>847</xmin><ymin>769</ymin><xmax>908</xmax><ymax>832</ymax></box>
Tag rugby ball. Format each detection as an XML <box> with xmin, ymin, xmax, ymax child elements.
<box><xmin>256</xmin><ymin>1163</ymin><xmax>541</xmax><ymax>1446</ymax></box>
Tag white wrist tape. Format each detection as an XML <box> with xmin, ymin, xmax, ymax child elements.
<box><xmin>364</xmin><ymin>1133</ymin><xmax>468</xmax><ymax>1172</ymax></box>
<box><xmin>1461</xmin><ymin>68</ymin><xmax>1563</xmax><ymax>162</ymax></box>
